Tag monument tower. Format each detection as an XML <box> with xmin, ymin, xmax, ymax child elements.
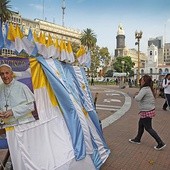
<box><xmin>115</xmin><ymin>24</ymin><xmax>126</xmax><ymax>57</ymax></box>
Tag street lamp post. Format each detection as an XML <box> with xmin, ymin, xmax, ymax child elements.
<box><xmin>120</xmin><ymin>60</ymin><xmax>125</xmax><ymax>88</ymax></box>
<box><xmin>121</xmin><ymin>60</ymin><xmax>125</xmax><ymax>82</ymax></box>
<box><xmin>135</xmin><ymin>30</ymin><xmax>143</xmax><ymax>86</ymax></box>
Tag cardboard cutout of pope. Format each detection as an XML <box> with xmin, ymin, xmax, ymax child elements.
<box><xmin>0</xmin><ymin>57</ymin><xmax>38</xmax><ymax>129</ymax></box>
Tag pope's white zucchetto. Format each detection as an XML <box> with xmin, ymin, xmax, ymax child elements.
<box><xmin>0</xmin><ymin>64</ymin><xmax>12</xmax><ymax>71</ymax></box>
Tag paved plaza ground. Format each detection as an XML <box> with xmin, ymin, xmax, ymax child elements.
<box><xmin>95</xmin><ymin>85</ymin><xmax>170</xmax><ymax>170</ymax></box>
<box><xmin>1</xmin><ymin>85</ymin><xmax>170</xmax><ymax>170</ymax></box>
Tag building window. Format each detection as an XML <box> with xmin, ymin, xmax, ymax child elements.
<box><xmin>159</xmin><ymin>69</ymin><xmax>162</xmax><ymax>74</ymax></box>
<box><xmin>150</xmin><ymin>51</ymin><xmax>152</xmax><ymax>55</ymax></box>
<box><xmin>150</xmin><ymin>68</ymin><xmax>153</xmax><ymax>74</ymax></box>
<box><xmin>165</xmin><ymin>68</ymin><xmax>169</xmax><ymax>73</ymax></box>
<box><xmin>141</xmin><ymin>69</ymin><xmax>144</xmax><ymax>75</ymax></box>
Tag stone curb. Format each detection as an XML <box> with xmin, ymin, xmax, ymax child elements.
<box><xmin>102</xmin><ymin>90</ymin><xmax>132</xmax><ymax>129</ymax></box>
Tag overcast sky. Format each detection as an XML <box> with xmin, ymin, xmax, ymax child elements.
<box><xmin>10</xmin><ymin>0</ymin><xmax>170</xmax><ymax>55</ymax></box>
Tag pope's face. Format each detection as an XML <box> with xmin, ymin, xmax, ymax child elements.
<box><xmin>0</xmin><ymin>66</ymin><xmax>13</xmax><ymax>84</ymax></box>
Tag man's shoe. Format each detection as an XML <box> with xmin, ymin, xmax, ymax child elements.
<box><xmin>154</xmin><ymin>143</ymin><xmax>166</xmax><ymax>150</ymax></box>
<box><xmin>129</xmin><ymin>139</ymin><xmax>140</xmax><ymax>144</ymax></box>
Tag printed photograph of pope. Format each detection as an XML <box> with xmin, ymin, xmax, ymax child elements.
<box><xmin>0</xmin><ymin>64</ymin><xmax>36</xmax><ymax>127</ymax></box>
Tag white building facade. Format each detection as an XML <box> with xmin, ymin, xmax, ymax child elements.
<box><xmin>134</xmin><ymin>44</ymin><xmax>170</xmax><ymax>81</ymax></box>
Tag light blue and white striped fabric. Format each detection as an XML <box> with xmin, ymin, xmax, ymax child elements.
<box><xmin>1</xmin><ymin>55</ymin><xmax>110</xmax><ymax>169</ymax></box>
<box><xmin>37</xmin><ymin>57</ymin><xmax>110</xmax><ymax>169</ymax></box>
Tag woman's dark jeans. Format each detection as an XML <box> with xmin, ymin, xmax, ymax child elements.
<box><xmin>135</xmin><ymin>117</ymin><xmax>163</xmax><ymax>145</ymax></box>
<box><xmin>165</xmin><ymin>93</ymin><xmax>170</xmax><ymax>108</ymax></box>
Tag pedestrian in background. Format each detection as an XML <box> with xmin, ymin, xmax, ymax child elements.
<box><xmin>91</xmin><ymin>76</ymin><xmax>94</xmax><ymax>86</ymax></box>
<box><xmin>94</xmin><ymin>92</ymin><xmax>98</xmax><ymax>109</ymax></box>
<box><xmin>93</xmin><ymin>92</ymin><xmax>102</xmax><ymax>130</ymax></box>
<box><xmin>153</xmin><ymin>79</ymin><xmax>158</xmax><ymax>97</ymax></box>
<box><xmin>162</xmin><ymin>73</ymin><xmax>170</xmax><ymax>111</ymax></box>
<box><xmin>106</xmin><ymin>78</ymin><xmax>109</xmax><ymax>85</ymax></box>
<box><xmin>129</xmin><ymin>74</ymin><xmax>166</xmax><ymax>150</ymax></box>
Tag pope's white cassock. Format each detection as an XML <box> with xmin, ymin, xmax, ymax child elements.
<box><xmin>0</xmin><ymin>78</ymin><xmax>36</xmax><ymax>169</ymax></box>
<box><xmin>0</xmin><ymin>79</ymin><xmax>35</xmax><ymax>126</ymax></box>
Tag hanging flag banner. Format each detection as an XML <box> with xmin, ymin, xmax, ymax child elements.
<box><xmin>0</xmin><ymin>22</ymin><xmax>109</xmax><ymax>169</ymax></box>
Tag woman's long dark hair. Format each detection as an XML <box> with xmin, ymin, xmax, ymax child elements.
<box><xmin>141</xmin><ymin>74</ymin><xmax>155</xmax><ymax>97</ymax></box>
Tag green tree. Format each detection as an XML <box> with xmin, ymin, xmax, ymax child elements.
<box><xmin>105</xmin><ymin>70</ymin><xmax>113</xmax><ymax>77</ymax></box>
<box><xmin>113</xmin><ymin>56</ymin><xmax>135</xmax><ymax>76</ymax></box>
<box><xmin>80</xmin><ymin>28</ymin><xmax>97</xmax><ymax>76</ymax></box>
<box><xmin>99</xmin><ymin>47</ymin><xmax>111</xmax><ymax>76</ymax></box>
<box><xmin>80</xmin><ymin>28</ymin><xmax>97</xmax><ymax>50</ymax></box>
<box><xmin>0</xmin><ymin>0</ymin><xmax>12</xmax><ymax>23</ymax></box>
<box><xmin>90</xmin><ymin>45</ymin><xmax>100</xmax><ymax>77</ymax></box>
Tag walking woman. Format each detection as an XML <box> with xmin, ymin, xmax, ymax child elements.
<box><xmin>162</xmin><ymin>73</ymin><xmax>170</xmax><ymax>110</ymax></box>
<box><xmin>129</xmin><ymin>74</ymin><xmax>166</xmax><ymax>150</ymax></box>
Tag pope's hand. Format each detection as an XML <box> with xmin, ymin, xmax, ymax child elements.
<box><xmin>0</xmin><ymin>111</ymin><xmax>5</xmax><ymax>118</ymax></box>
<box><xmin>3</xmin><ymin>110</ymin><xmax>13</xmax><ymax>118</ymax></box>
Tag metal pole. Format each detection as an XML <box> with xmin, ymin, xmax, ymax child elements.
<box><xmin>137</xmin><ymin>38</ymin><xmax>140</xmax><ymax>85</ymax></box>
<box><xmin>62</xmin><ymin>0</ymin><xmax>66</xmax><ymax>27</ymax></box>
<box><xmin>121</xmin><ymin>60</ymin><xmax>125</xmax><ymax>88</ymax></box>
<box><xmin>135</xmin><ymin>31</ymin><xmax>142</xmax><ymax>86</ymax></box>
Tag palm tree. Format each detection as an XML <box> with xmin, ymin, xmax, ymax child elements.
<box><xmin>80</xmin><ymin>28</ymin><xmax>97</xmax><ymax>50</ymax></box>
<box><xmin>0</xmin><ymin>0</ymin><xmax>12</xmax><ymax>23</ymax></box>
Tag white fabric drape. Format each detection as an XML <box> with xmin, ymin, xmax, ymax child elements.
<box><xmin>7</xmin><ymin>87</ymin><xmax>95</xmax><ymax>170</ymax></box>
